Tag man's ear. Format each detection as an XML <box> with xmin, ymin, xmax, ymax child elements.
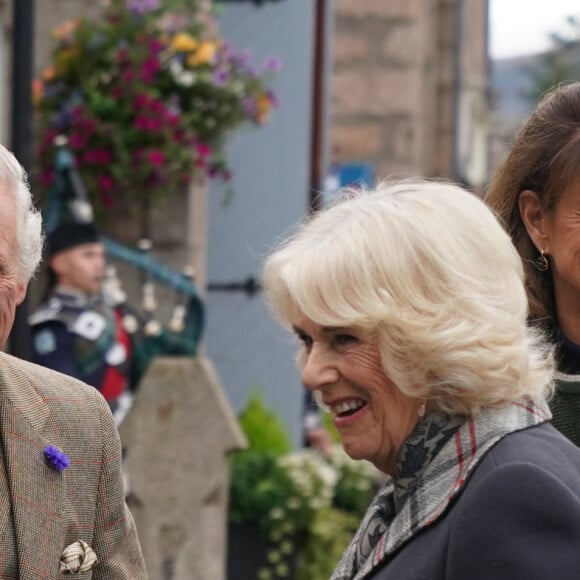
<box><xmin>49</xmin><ymin>253</ymin><xmax>66</xmax><ymax>277</ymax></box>
<box><xmin>518</xmin><ymin>190</ymin><xmax>550</xmax><ymax>252</ymax></box>
<box><xmin>15</xmin><ymin>281</ymin><xmax>27</xmax><ymax>306</ymax></box>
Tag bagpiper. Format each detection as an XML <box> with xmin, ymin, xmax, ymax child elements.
<box><xmin>29</xmin><ymin>221</ymin><xmax>141</xmax><ymax>425</ymax></box>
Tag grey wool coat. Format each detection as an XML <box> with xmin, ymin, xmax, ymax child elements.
<box><xmin>369</xmin><ymin>422</ymin><xmax>580</xmax><ymax>579</ymax></box>
<box><xmin>0</xmin><ymin>352</ymin><xmax>147</xmax><ymax>579</ymax></box>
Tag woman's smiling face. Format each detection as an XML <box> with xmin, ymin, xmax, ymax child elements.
<box><xmin>294</xmin><ymin>314</ymin><xmax>423</xmax><ymax>474</ymax></box>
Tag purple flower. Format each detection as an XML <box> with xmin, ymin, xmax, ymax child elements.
<box><xmin>244</xmin><ymin>64</ymin><xmax>258</xmax><ymax>78</ymax></box>
<box><xmin>51</xmin><ymin>106</ymin><xmax>75</xmax><ymax>131</ymax></box>
<box><xmin>212</xmin><ymin>69</ymin><xmax>230</xmax><ymax>87</ymax></box>
<box><xmin>242</xmin><ymin>97</ymin><xmax>257</xmax><ymax>116</ymax></box>
<box><xmin>263</xmin><ymin>56</ymin><xmax>283</xmax><ymax>73</ymax></box>
<box><xmin>266</xmin><ymin>89</ymin><xmax>280</xmax><ymax>109</ymax></box>
<box><xmin>126</xmin><ymin>0</ymin><xmax>160</xmax><ymax>15</ymax></box>
<box><xmin>44</xmin><ymin>445</ymin><xmax>70</xmax><ymax>471</ymax></box>
<box><xmin>234</xmin><ymin>48</ymin><xmax>252</xmax><ymax>66</ymax></box>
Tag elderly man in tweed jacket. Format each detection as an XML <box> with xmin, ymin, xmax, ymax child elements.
<box><xmin>0</xmin><ymin>143</ymin><xmax>147</xmax><ymax>578</ymax></box>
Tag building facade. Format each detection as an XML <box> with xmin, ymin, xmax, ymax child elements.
<box><xmin>331</xmin><ymin>0</ymin><xmax>490</xmax><ymax>189</ymax></box>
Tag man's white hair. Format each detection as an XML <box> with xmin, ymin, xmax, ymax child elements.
<box><xmin>0</xmin><ymin>145</ymin><xmax>43</xmax><ymax>282</ymax></box>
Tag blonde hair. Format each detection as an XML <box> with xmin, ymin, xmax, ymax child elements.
<box><xmin>263</xmin><ymin>179</ymin><xmax>554</xmax><ymax>415</ymax></box>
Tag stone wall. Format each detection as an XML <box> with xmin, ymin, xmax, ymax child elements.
<box><xmin>331</xmin><ymin>0</ymin><xmax>489</xmax><ymax>184</ymax></box>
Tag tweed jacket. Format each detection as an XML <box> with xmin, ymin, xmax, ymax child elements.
<box><xmin>0</xmin><ymin>351</ymin><xmax>147</xmax><ymax>579</ymax></box>
<box><xmin>368</xmin><ymin>422</ymin><xmax>580</xmax><ymax>579</ymax></box>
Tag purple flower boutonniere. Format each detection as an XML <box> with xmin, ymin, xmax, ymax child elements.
<box><xmin>44</xmin><ymin>445</ymin><xmax>70</xmax><ymax>472</ymax></box>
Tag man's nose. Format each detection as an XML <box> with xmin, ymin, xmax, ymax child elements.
<box><xmin>301</xmin><ymin>346</ymin><xmax>339</xmax><ymax>391</ymax></box>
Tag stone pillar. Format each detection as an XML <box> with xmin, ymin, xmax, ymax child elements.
<box><xmin>120</xmin><ymin>356</ymin><xmax>247</xmax><ymax>580</ymax></box>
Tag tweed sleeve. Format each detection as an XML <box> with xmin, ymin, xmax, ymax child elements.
<box><xmin>90</xmin><ymin>390</ymin><xmax>148</xmax><ymax>579</ymax></box>
<box><xmin>448</xmin><ymin>462</ymin><xmax>580</xmax><ymax>580</ymax></box>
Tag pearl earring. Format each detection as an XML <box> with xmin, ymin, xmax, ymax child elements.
<box><xmin>418</xmin><ymin>403</ymin><xmax>426</xmax><ymax>418</ymax></box>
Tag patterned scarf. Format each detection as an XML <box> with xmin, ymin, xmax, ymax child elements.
<box><xmin>330</xmin><ymin>397</ymin><xmax>551</xmax><ymax>580</ymax></box>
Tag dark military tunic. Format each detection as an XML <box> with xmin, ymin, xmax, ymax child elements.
<box><xmin>29</xmin><ymin>287</ymin><xmax>139</xmax><ymax>424</ymax></box>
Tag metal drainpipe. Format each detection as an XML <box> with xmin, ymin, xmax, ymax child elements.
<box><xmin>308</xmin><ymin>0</ymin><xmax>330</xmax><ymax>213</ymax></box>
<box><xmin>451</xmin><ymin>0</ymin><xmax>465</xmax><ymax>183</ymax></box>
<box><xmin>483</xmin><ymin>0</ymin><xmax>491</xmax><ymax>182</ymax></box>
<box><xmin>8</xmin><ymin>0</ymin><xmax>34</xmax><ymax>360</ymax></box>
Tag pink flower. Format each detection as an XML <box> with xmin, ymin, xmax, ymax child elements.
<box><xmin>101</xmin><ymin>189</ymin><xmax>116</xmax><ymax>208</ymax></box>
<box><xmin>149</xmin><ymin>38</ymin><xmax>165</xmax><ymax>55</ymax></box>
<box><xmin>68</xmin><ymin>132</ymin><xmax>87</xmax><ymax>149</ymax></box>
<box><xmin>147</xmin><ymin>150</ymin><xmax>165</xmax><ymax>166</ymax></box>
<box><xmin>134</xmin><ymin>94</ymin><xmax>151</xmax><ymax>108</ymax></box>
<box><xmin>141</xmin><ymin>57</ymin><xmax>160</xmax><ymax>83</ymax></box>
<box><xmin>149</xmin><ymin>99</ymin><xmax>166</xmax><ymax>114</ymax></box>
<box><xmin>121</xmin><ymin>70</ymin><xmax>137</xmax><ymax>83</ymax></box>
<box><xmin>166</xmin><ymin>113</ymin><xmax>180</xmax><ymax>127</ymax></box>
<box><xmin>196</xmin><ymin>142</ymin><xmax>212</xmax><ymax>157</ymax></box>
<box><xmin>134</xmin><ymin>116</ymin><xmax>163</xmax><ymax>131</ymax></box>
<box><xmin>116</xmin><ymin>47</ymin><xmax>129</xmax><ymax>62</ymax></box>
<box><xmin>71</xmin><ymin>105</ymin><xmax>86</xmax><ymax>121</ymax></box>
<box><xmin>98</xmin><ymin>174</ymin><xmax>115</xmax><ymax>192</ymax></box>
<box><xmin>82</xmin><ymin>148</ymin><xmax>113</xmax><ymax>165</ymax></box>
<box><xmin>80</xmin><ymin>118</ymin><xmax>96</xmax><ymax>134</ymax></box>
<box><xmin>41</xmin><ymin>168</ymin><xmax>55</xmax><ymax>186</ymax></box>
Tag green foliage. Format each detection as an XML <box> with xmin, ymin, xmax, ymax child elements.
<box><xmin>237</xmin><ymin>390</ymin><xmax>292</xmax><ymax>455</ymax></box>
<box><xmin>296</xmin><ymin>507</ymin><xmax>360</xmax><ymax>580</ymax></box>
<box><xmin>229</xmin><ymin>451</ymin><xmax>298</xmax><ymax>536</ymax></box>
<box><xmin>322</xmin><ymin>410</ymin><xmax>341</xmax><ymax>443</ymax></box>
<box><xmin>523</xmin><ymin>14</ymin><xmax>580</xmax><ymax>104</ymax></box>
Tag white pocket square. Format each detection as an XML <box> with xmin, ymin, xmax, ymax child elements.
<box><xmin>59</xmin><ymin>540</ymin><xmax>98</xmax><ymax>574</ymax></box>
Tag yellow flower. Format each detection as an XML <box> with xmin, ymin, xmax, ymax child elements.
<box><xmin>256</xmin><ymin>94</ymin><xmax>272</xmax><ymax>124</ymax></box>
<box><xmin>58</xmin><ymin>47</ymin><xmax>80</xmax><ymax>63</ymax></box>
<box><xmin>187</xmin><ymin>41</ymin><xmax>217</xmax><ymax>66</ymax></box>
<box><xmin>52</xmin><ymin>19</ymin><xmax>79</xmax><ymax>41</ymax></box>
<box><xmin>31</xmin><ymin>79</ymin><xmax>43</xmax><ymax>106</ymax></box>
<box><xmin>169</xmin><ymin>33</ymin><xmax>198</xmax><ymax>53</ymax></box>
<box><xmin>42</xmin><ymin>67</ymin><xmax>57</xmax><ymax>82</ymax></box>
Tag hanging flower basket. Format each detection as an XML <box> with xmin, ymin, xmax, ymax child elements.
<box><xmin>33</xmin><ymin>0</ymin><xmax>280</xmax><ymax>227</ymax></box>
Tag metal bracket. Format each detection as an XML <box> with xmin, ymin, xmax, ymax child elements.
<box><xmin>215</xmin><ymin>0</ymin><xmax>284</xmax><ymax>5</ymax></box>
<box><xmin>207</xmin><ymin>276</ymin><xmax>261</xmax><ymax>297</ymax></box>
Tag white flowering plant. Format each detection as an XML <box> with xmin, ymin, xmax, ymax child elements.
<box><xmin>229</xmin><ymin>448</ymin><xmax>338</xmax><ymax>539</ymax></box>
<box><xmin>327</xmin><ymin>444</ymin><xmax>379</xmax><ymax>517</ymax></box>
<box><xmin>229</xmin><ymin>393</ymin><xmax>379</xmax><ymax>580</ymax></box>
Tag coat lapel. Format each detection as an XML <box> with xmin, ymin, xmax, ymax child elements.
<box><xmin>331</xmin><ymin>399</ymin><xmax>552</xmax><ymax>580</ymax></box>
<box><xmin>0</xmin><ymin>355</ymin><xmax>67</xmax><ymax>579</ymax></box>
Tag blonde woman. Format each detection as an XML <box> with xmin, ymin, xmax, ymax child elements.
<box><xmin>263</xmin><ymin>180</ymin><xmax>580</xmax><ymax>579</ymax></box>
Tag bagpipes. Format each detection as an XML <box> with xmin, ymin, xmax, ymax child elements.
<box><xmin>42</xmin><ymin>136</ymin><xmax>205</xmax><ymax>385</ymax></box>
